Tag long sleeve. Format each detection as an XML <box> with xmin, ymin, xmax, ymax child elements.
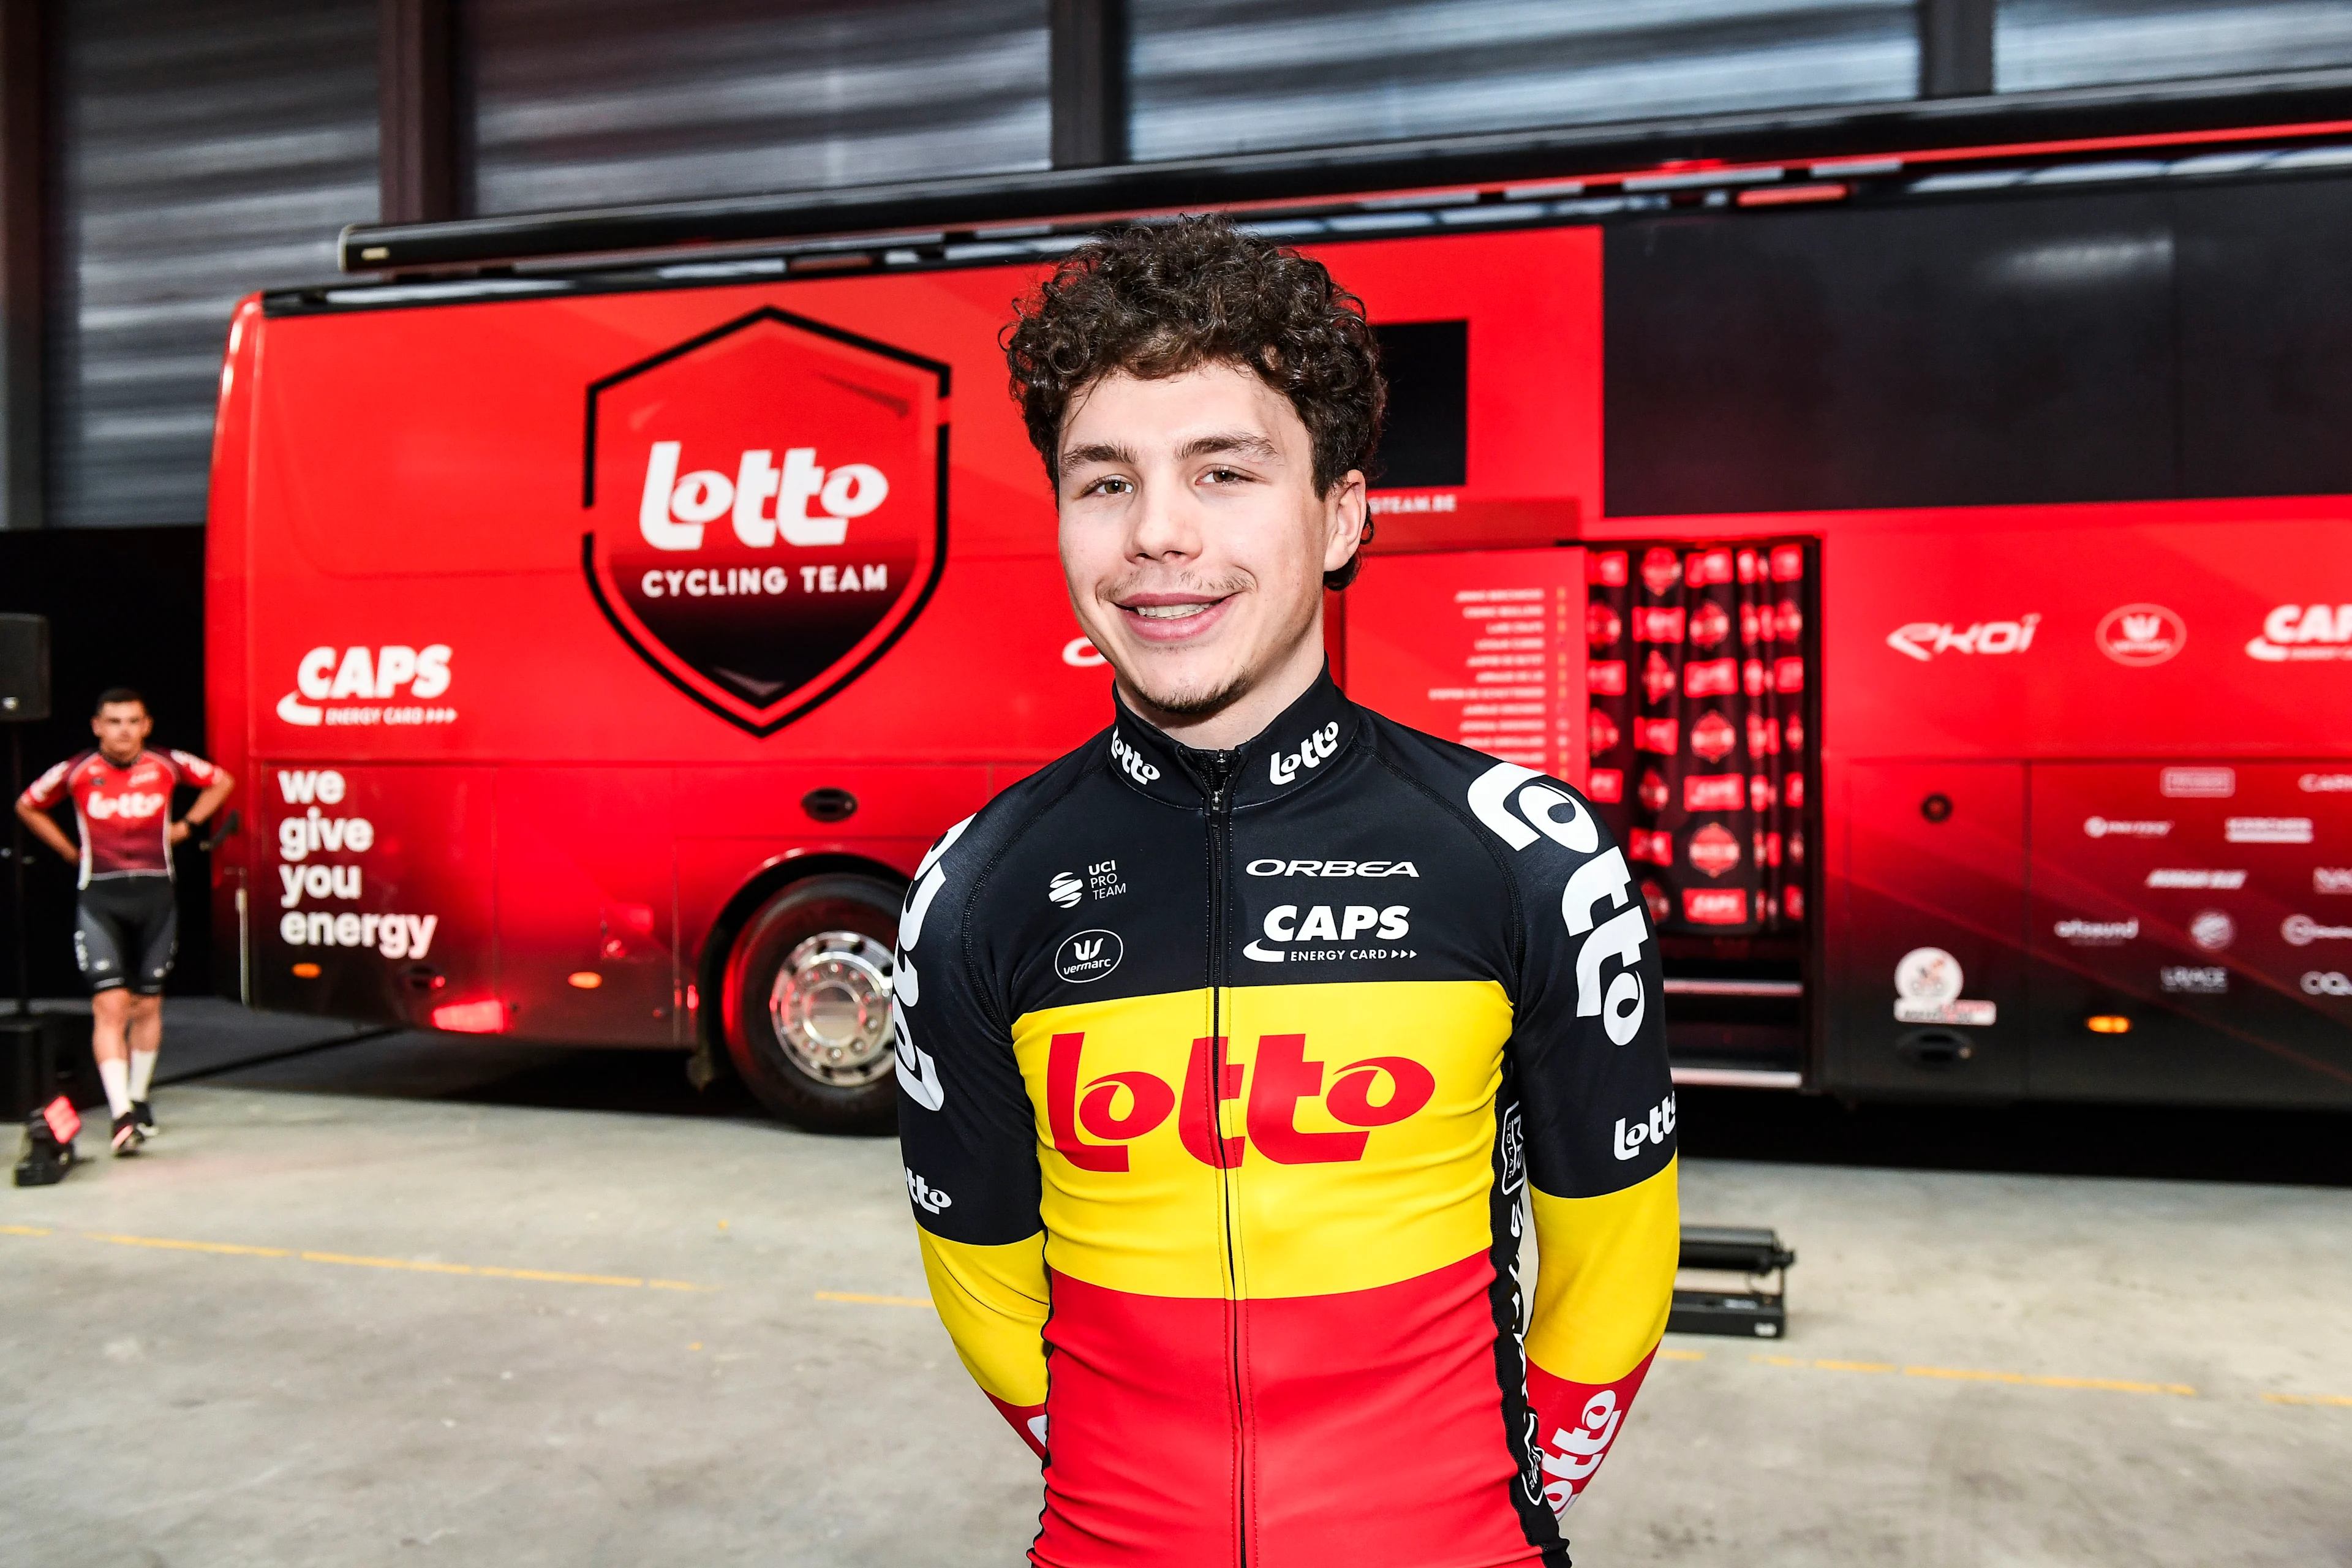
<box><xmin>894</xmin><ymin>815</ymin><xmax>1054</xmax><ymax>1458</ymax></box>
<box><xmin>1483</xmin><ymin>765</ymin><xmax>1681</xmax><ymax>1523</ymax></box>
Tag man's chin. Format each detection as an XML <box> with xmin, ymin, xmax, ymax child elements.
<box><xmin>1112</xmin><ymin>653</ymin><xmax>1254</xmax><ymax>725</ymax></box>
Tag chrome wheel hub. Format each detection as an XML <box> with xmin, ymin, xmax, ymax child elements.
<box><xmin>769</xmin><ymin>930</ymin><xmax>895</xmax><ymax>1087</ymax></box>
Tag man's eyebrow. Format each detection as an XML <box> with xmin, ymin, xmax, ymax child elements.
<box><xmin>1177</xmin><ymin>431</ymin><xmax>1279</xmax><ymax>462</ymax></box>
<box><xmin>1059</xmin><ymin>440</ymin><xmax>1137</xmax><ymax>470</ymax></box>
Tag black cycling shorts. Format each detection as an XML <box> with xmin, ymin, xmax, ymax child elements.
<box><xmin>75</xmin><ymin>875</ymin><xmax>176</xmax><ymax>996</ymax></box>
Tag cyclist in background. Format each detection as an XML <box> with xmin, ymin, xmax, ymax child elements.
<box><xmin>15</xmin><ymin>688</ymin><xmax>235</xmax><ymax>1154</ymax></box>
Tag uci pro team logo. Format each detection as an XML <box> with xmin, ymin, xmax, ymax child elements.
<box><xmin>581</xmin><ymin>307</ymin><xmax>951</xmax><ymax>736</ymax></box>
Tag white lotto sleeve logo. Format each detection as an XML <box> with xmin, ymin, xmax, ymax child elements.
<box><xmin>892</xmin><ymin>815</ymin><xmax>973</xmax><ymax>1113</ymax></box>
<box><xmin>1470</xmin><ymin>763</ymin><xmax>1647</xmax><ymax>1045</ymax></box>
<box><xmin>639</xmin><ymin>440</ymin><xmax>888</xmax><ymax>551</ymax></box>
<box><xmin>1541</xmin><ymin>1389</ymin><xmax>1626</xmax><ymax>1519</ymax></box>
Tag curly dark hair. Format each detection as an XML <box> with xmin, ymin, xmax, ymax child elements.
<box><xmin>1003</xmin><ymin>213</ymin><xmax>1384</xmax><ymax>589</ymax></box>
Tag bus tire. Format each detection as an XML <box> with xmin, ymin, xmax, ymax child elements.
<box><xmin>720</xmin><ymin>872</ymin><xmax>905</xmax><ymax>1133</ymax></box>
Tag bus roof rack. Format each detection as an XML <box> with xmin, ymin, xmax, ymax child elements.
<box><xmin>338</xmin><ymin>67</ymin><xmax>2352</xmax><ymax>275</ymax></box>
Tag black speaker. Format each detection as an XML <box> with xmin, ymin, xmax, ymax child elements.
<box><xmin>0</xmin><ymin>613</ymin><xmax>48</xmax><ymax>722</ymax></box>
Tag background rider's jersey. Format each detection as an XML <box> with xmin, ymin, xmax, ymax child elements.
<box><xmin>896</xmin><ymin>672</ymin><xmax>1679</xmax><ymax>1568</ymax></box>
<box><xmin>20</xmin><ymin>747</ymin><xmax>219</xmax><ymax>888</ymax></box>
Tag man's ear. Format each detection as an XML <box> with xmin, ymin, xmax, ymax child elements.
<box><xmin>1322</xmin><ymin>469</ymin><xmax>1368</xmax><ymax>573</ymax></box>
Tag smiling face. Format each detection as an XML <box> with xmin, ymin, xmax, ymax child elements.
<box><xmin>1057</xmin><ymin>363</ymin><xmax>1365</xmax><ymax>748</ymax></box>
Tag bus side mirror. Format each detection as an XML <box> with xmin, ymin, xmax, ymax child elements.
<box><xmin>200</xmin><ymin>809</ymin><xmax>240</xmax><ymax>851</ymax></box>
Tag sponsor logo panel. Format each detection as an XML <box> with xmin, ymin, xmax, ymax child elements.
<box><xmin>276</xmin><ymin>643</ymin><xmax>455</xmax><ymax>728</ymax></box>
<box><xmin>2097</xmin><ymin>603</ymin><xmax>2186</xmax><ymax>666</ymax></box>
<box><xmin>2084</xmin><ymin>816</ymin><xmax>2171</xmax><ymax>839</ymax></box>
<box><xmin>2245</xmin><ymin>603</ymin><xmax>2352</xmax><ymax>662</ymax></box>
<box><xmin>2282</xmin><ymin>915</ymin><xmax>2352</xmax><ymax>947</ymax></box>
<box><xmin>1891</xmin><ymin>945</ymin><xmax>1996</xmax><ymax>1025</ymax></box>
<box><xmin>2189</xmin><ymin>910</ymin><xmax>2236</xmax><ymax>952</ymax></box>
<box><xmin>2145</xmin><ymin>869</ymin><xmax>2246</xmax><ymax>889</ymax></box>
<box><xmin>2160</xmin><ymin>966</ymin><xmax>2228</xmax><ymax>995</ymax></box>
<box><xmin>2226</xmin><ymin>816</ymin><xmax>2313</xmax><ymax>845</ymax></box>
<box><xmin>1885</xmin><ymin>614</ymin><xmax>2040</xmax><ymax>662</ymax></box>
<box><xmin>2159</xmin><ymin>767</ymin><xmax>2233</xmax><ymax>799</ymax></box>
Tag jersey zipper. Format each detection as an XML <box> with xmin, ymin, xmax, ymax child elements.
<box><xmin>1199</xmin><ymin>748</ymin><xmax>1248</xmax><ymax>1568</ymax></box>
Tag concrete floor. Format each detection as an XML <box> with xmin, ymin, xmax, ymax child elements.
<box><xmin>1</xmin><ymin>1019</ymin><xmax>2348</xmax><ymax>1567</ymax></box>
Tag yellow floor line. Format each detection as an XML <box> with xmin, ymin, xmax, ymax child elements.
<box><xmin>1902</xmin><ymin>1365</ymin><xmax>2195</xmax><ymax>1396</ymax></box>
<box><xmin>1752</xmin><ymin>1352</ymin><xmax>2192</xmax><ymax>1396</ymax></box>
<box><xmin>1657</xmin><ymin>1348</ymin><xmax>1707</xmax><ymax>1362</ymax></box>
<box><xmin>89</xmin><ymin>1232</ymin><xmax>290</xmax><ymax>1258</ymax></box>
<box><xmin>816</xmin><ymin>1290</ymin><xmax>933</xmax><ymax>1308</ymax></box>
<box><xmin>0</xmin><ymin>1226</ymin><xmax>714</xmax><ymax>1292</ymax></box>
<box><xmin>2264</xmin><ymin>1392</ymin><xmax>2352</xmax><ymax>1407</ymax></box>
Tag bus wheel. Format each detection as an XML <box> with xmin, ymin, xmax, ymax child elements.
<box><xmin>720</xmin><ymin>873</ymin><xmax>903</xmax><ymax>1133</ymax></box>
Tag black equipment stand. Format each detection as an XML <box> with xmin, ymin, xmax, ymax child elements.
<box><xmin>5</xmin><ymin>617</ymin><xmax>75</xmax><ymax>1185</ymax></box>
<box><xmin>1669</xmin><ymin>1225</ymin><xmax>1796</xmax><ymax>1338</ymax></box>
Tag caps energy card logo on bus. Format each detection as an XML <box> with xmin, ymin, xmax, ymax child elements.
<box><xmin>581</xmin><ymin>306</ymin><xmax>949</xmax><ymax>736</ymax></box>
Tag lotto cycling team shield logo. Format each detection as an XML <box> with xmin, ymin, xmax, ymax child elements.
<box><xmin>581</xmin><ymin>306</ymin><xmax>950</xmax><ymax>735</ymax></box>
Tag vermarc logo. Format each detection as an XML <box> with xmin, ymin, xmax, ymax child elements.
<box><xmin>1054</xmin><ymin>929</ymin><xmax>1124</xmax><ymax>984</ymax></box>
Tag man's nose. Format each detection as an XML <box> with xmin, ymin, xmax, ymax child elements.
<box><xmin>1126</xmin><ymin>474</ymin><xmax>1199</xmax><ymax>560</ymax></box>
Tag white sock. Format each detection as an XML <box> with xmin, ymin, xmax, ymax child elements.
<box><xmin>129</xmin><ymin>1049</ymin><xmax>158</xmax><ymax>1102</ymax></box>
<box><xmin>98</xmin><ymin>1058</ymin><xmax>132</xmax><ymax>1120</ymax></box>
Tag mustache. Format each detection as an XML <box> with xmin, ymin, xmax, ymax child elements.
<box><xmin>1099</xmin><ymin>570</ymin><xmax>1254</xmax><ymax>605</ymax></box>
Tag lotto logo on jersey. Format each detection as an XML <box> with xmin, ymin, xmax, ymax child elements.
<box><xmin>584</xmin><ymin>307</ymin><xmax>948</xmax><ymax>736</ymax></box>
<box><xmin>1042</xmin><ymin>1029</ymin><xmax>1438</xmax><ymax>1172</ymax></box>
<box><xmin>83</xmin><ymin>791</ymin><xmax>165</xmax><ymax>821</ymax></box>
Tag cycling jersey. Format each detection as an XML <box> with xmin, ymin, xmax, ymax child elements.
<box><xmin>897</xmin><ymin>670</ymin><xmax>1679</xmax><ymax>1568</ymax></box>
<box><xmin>20</xmin><ymin>748</ymin><xmax>219</xmax><ymax>888</ymax></box>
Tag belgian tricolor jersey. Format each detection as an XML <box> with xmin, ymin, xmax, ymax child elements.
<box><xmin>895</xmin><ymin>671</ymin><xmax>1678</xmax><ymax>1568</ymax></box>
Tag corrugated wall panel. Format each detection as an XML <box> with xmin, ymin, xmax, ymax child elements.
<box><xmin>1995</xmin><ymin>0</ymin><xmax>2352</xmax><ymax>92</ymax></box>
<box><xmin>466</xmin><ymin>0</ymin><xmax>1052</xmax><ymax>216</ymax></box>
<box><xmin>1129</xmin><ymin>0</ymin><xmax>1921</xmax><ymax>162</ymax></box>
<box><xmin>51</xmin><ymin>0</ymin><xmax>377</xmax><ymax>528</ymax></box>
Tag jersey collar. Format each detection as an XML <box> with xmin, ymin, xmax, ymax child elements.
<box><xmin>1106</xmin><ymin>668</ymin><xmax>1360</xmax><ymax>810</ymax></box>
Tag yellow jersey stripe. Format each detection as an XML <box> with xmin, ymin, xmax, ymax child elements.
<box><xmin>1526</xmin><ymin>1156</ymin><xmax>1679</xmax><ymax>1383</ymax></box>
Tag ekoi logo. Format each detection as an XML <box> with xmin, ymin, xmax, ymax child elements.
<box><xmin>1047</xmin><ymin>1031</ymin><xmax>1438</xmax><ymax>1172</ymax></box>
<box><xmin>1885</xmin><ymin>614</ymin><xmax>2040</xmax><ymax>662</ymax></box>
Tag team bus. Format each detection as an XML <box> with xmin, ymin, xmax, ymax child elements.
<box><xmin>205</xmin><ymin>105</ymin><xmax>2352</xmax><ymax>1129</ymax></box>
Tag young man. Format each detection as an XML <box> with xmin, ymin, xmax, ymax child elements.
<box><xmin>16</xmin><ymin>688</ymin><xmax>235</xmax><ymax>1154</ymax></box>
<box><xmin>895</xmin><ymin>216</ymin><xmax>1679</xmax><ymax>1566</ymax></box>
